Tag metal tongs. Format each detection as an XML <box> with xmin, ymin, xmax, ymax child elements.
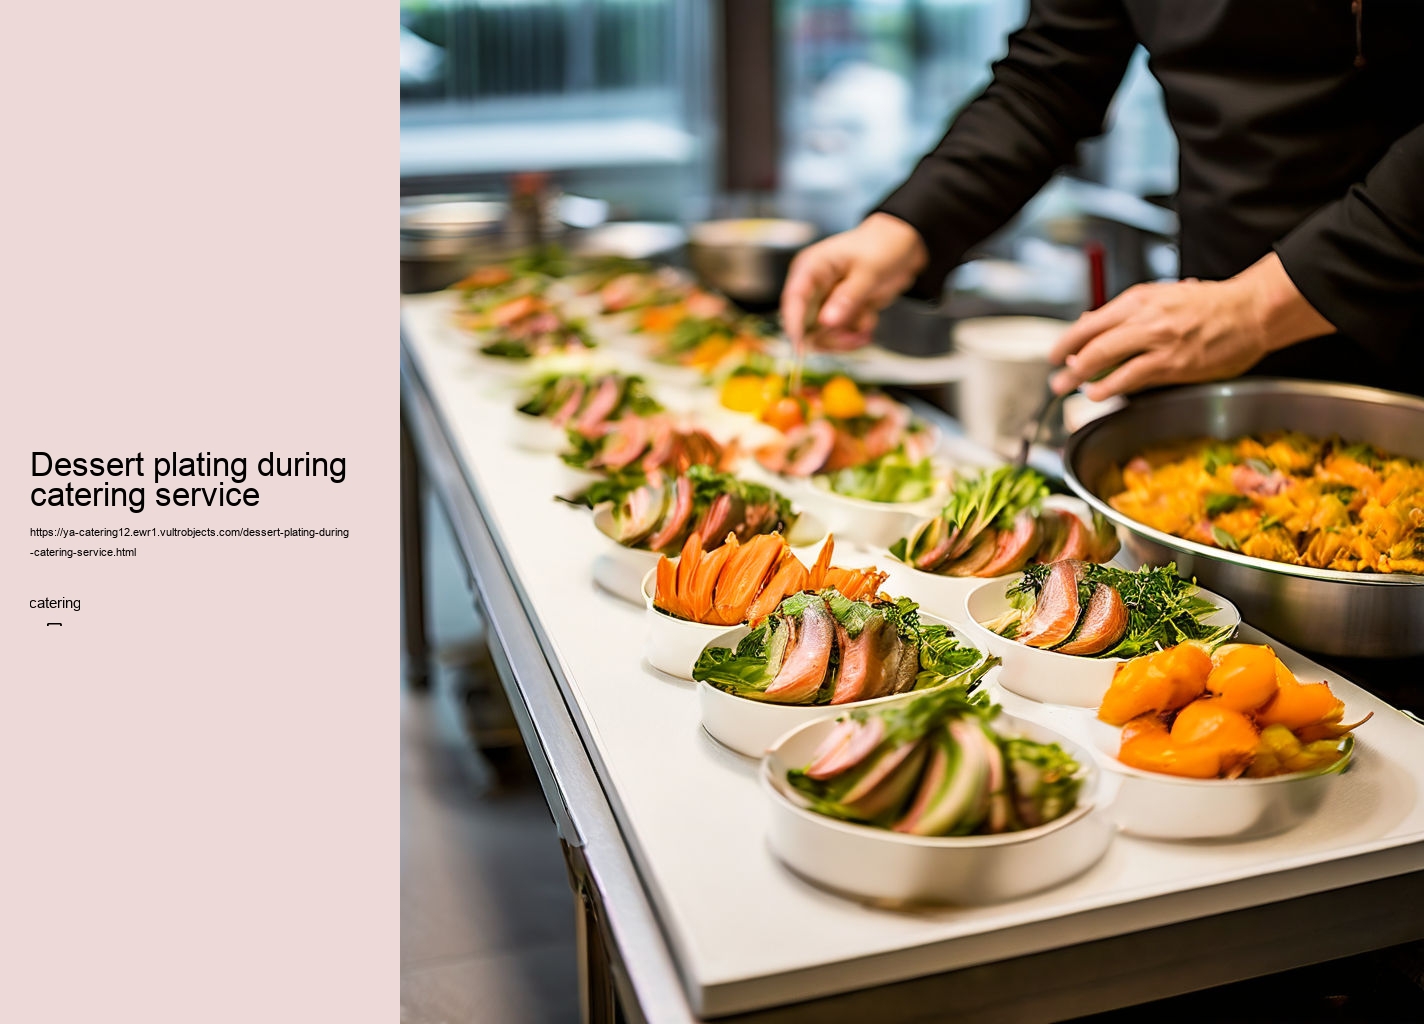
<box><xmin>1016</xmin><ymin>241</ymin><xmax>1110</xmax><ymax>467</ymax></box>
<box><xmin>787</xmin><ymin>289</ymin><xmax>827</xmax><ymax>398</ymax></box>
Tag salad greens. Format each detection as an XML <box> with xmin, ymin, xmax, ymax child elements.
<box><xmin>785</xmin><ymin>684</ymin><xmax>1083</xmax><ymax>834</ymax></box>
<box><xmin>693</xmin><ymin>589</ymin><xmax>988</xmax><ymax>705</ymax></box>
<box><xmin>821</xmin><ymin>449</ymin><xmax>938</xmax><ymax>504</ymax></box>
<box><xmin>1007</xmin><ymin>561</ymin><xmax>1230</xmax><ymax>658</ymax></box>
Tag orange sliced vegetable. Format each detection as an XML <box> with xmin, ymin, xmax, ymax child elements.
<box><xmin>1205</xmin><ymin>644</ymin><xmax>1280</xmax><ymax>713</ymax></box>
<box><xmin>1097</xmin><ymin>643</ymin><xmax>1212</xmax><ymax>726</ymax></box>
<box><xmin>1169</xmin><ymin>699</ymin><xmax>1260</xmax><ymax>775</ymax></box>
<box><xmin>807</xmin><ymin>537</ymin><xmax>835</xmax><ymax>591</ymax></box>
<box><xmin>1118</xmin><ymin>725</ymin><xmax>1222</xmax><ymax>779</ymax></box>
<box><xmin>821</xmin><ymin>376</ymin><xmax>866</xmax><ymax>419</ymax></box>
<box><xmin>686</xmin><ymin>541</ymin><xmax>735</xmax><ymax>623</ymax></box>
<box><xmin>762</xmin><ymin>397</ymin><xmax>805</xmax><ymax>433</ymax></box>
<box><xmin>1256</xmin><ymin>670</ymin><xmax>1347</xmax><ymax>732</ymax></box>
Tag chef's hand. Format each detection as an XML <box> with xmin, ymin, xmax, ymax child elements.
<box><xmin>1049</xmin><ymin>253</ymin><xmax>1337</xmax><ymax>400</ymax></box>
<box><xmin>781</xmin><ymin>213</ymin><xmax>928</xmax><ymax>351</ymax></box>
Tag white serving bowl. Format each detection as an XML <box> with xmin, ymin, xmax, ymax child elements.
<box><xmin>591</xmin><ymin>505</ymin><xmax>827</xmax><ymax>608</ymax></box>
<box><xmin>641</xmin><ymin>569</ymin><xmax>742</xmax><ymax>679</ymax></box>
<box><xmin>507</xmin><ymin>412</ymin><xmax>568</xmax><ymax>453</ymax></box>
<box><xmin>696</xmin><ymin>612</ymin><xmax>969</xmax><ymax>758</ymax></box>
<box><xmin>877</xmin><ymin>496</ymin><xmax>1098</xmax><ymax>621</ymax></box>
<box><xmin>959</xmin><ymin>574</ymin><xmax>1240</xmax><ymax>709</ymax></box>
<box><xmin>1087</xmin><ymin>719</ymin><xmax>1354</xmax><ymax>840</ymax></box>
<box><xmin>799</xmin><ymin>473</ymin><xmax>948</xmax><ymax>551</ymax></box>
<box><xmin>762</xmin><ymin>713</ymin><xmax>1111</xmax><ymax>906</ymax></box>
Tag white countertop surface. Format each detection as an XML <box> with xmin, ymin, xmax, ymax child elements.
<box><xmin>402</xmin><ymin>292</ymin><xmax>1424</xmax><ymax>1017</ymax></box>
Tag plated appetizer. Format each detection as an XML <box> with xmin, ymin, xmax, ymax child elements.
<box><xmin>653</xmin><ymin>533</ymin><xmax>885</xmax><ymax>629</ymax></box>
<box><xmin>960</xmin><ymin>562</ymin><xmax>1240</xmax><ymax>708</ymax></box>
<box><xmin>1098</xmin><ymin>643</ymin><xmax>1367</xmax><ymax>780</ymax></box>
<box><xmin>592</xmin><ymin>466</ymin><xmax>798</xmax><ymax>556</ymax></box>
<box><xmin>463</xmin><ymin>292</ymin><xmax>596</xmax><ymax>361</ymax></box>
<box><xmin>640</xmin><ymin>313</ymin><xmax>771</xmax><ymax>375</ymax></box>
<box><xmin>818</xmin><ymin>449</ymin><xmax>941</xmax><ymax>505</ymax></box>
<box><xmin>989</xmin><ymin>561</ymin><xmax>1232</xmax><ymax>659</ymax></box>
<box><xmin>762</xmin><ymin>702</ymin><xmax>1109</xmax><ymax>905</ymax></box>
<box><xmin>694</xmin><ymin>591</ymin><xmax>983</xmax><ymax>706</ymax></box>
<box><xmin>1108</xmin><ymin>432</ymin><xmax>1424</xmax><ymax>574</ymax></box>
<box><xmin>596</xmin><ymin>267</ymin><xmax>695</xmax><ymax>313</ymax></box>
<box><xmin>785</xmin><ymin>685</ymin><xmax>1083</xmax><ymax>836</ymax></box>
<box><xmin>516</xmin><ymin>372</ymin><xmax>662</xmax><ymax>436</ymax></box>
<box><xmin>562</xmin><ymin>414</ymin><xmax>737</xmax><ymax>476</ymax></box>
<box><xmin>752</xmin><ymin>376</ymin><xmax>938</xmax><ymax>479</ymax></box>
<box><xmin>891</xmin><ymin>466</ymin><xmax>1119</xmax><ymax>578</ymax></box>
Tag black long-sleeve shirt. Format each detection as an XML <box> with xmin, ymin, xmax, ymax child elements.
<box><xmin>875</xmin><ymin>0</ymin><xmax>1424</xmax><ymax>392</ymax></box>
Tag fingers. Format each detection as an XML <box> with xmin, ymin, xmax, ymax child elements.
<box><xmin>781</xmin><ymin>246</ymin><xmax>840</xmax><ymax>345</ymax></box>
<box><xmin>819</xmin><ymin>266</ymin><xmax>879</xmax><ymax>330</ymax></box>
<box><xmin>1048</xmin><ymin>289</ymin><xmax>1139</xmax><ymax>365</ymax></box>
<box><xmin>1054</xmin><ymin>321</ymin><xmax>1162</xmax><ymax>394</ymax></box>
<box><xmin>1081</xmin><ymin>353</ymin><xmax>1172</xmax><ymax>400</ymax></box>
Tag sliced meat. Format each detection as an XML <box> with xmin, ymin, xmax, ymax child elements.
<box><xmin>596</xmin><ymin>417</ymin><xmax>650</xmax><ymax>470</ymax></box>
<box><xmin>764</xmin><ymin>598</ymin><xmax>834</xmax><ymax>703</ymax></box>
<box><xmin>1033</xmin><ymin>511</ymin><xmax>1067</xmax><ymax>564</ymax></box>
<box><xmin>877</xmin><ymin>632</ymin><xmax>921</xmax><ymax>698</ymax></box>
<box><xmin>684</xmin><ymin>290</ymin><xmax>728</xmax><ymax>319</ymax></box>
<box><xmin>830</xmin><ymin>615</ymin><xmax>896</xmax><ymax>704</ymax></box>
<box><xmin>644</xmin><ymin>475</ymin><xmax>695</xmax><ymax>553</ymax></box>
<box><xmin>781</xmin><ymin>420</ymin><xmax>837</xmax><ymax>477</ymax></box>
<box><xmin>489</xmin><ymin>293</ymin><xmax>543</xmax><ymax>327</ymax></box>
<box><xmin>573</xmin><ymin>376</ymin><xmax>622</xmax><ymax>435</ymax></box>
<box><xmin>639</xmin><ymin>418</ymin><xmax>676</xmax><ymax>474</ymax></box>
<box><xmin>976</xmin><ymin>510</ymin><xmax>1043</xmax><ymax>577</ymax></box>
<box><xmin>549</xmin><ymin>378</ymin><xmax>587</xmax><ymax>427</ymax></box>
<box><xmin>909</xmin><ymin>517</ymin><xmax>959</xmax><ymax>573</ymax></box>
<box><xmin>941</xmin><ymin>531</ymin><xmax>1000</xmax><ymax>577</ymax></box>
<box><xmin>1016</xmin><ymin>560</ymin><xmax>1087</xmax><ymax>648</ymax></box>
<box><xmin>804</xmin><ymin>717</ymin><xmax>886</xmax><ymax>780</ymax></box>
<box><xmin>1051</xmin><ymin>510</ymin><xmax>1092</xmax><ymax>562</ymax></box>
<box><xmin>694</xmin><ymin>493</ymin><xmax>735</xmax><ymax>548</ymax></box>
<box><xmin>755</xmin><ymin>441</ymin><xmax>789</xmax><ymax>474</ymax></box>
<box><xmin>1054</xmin><ymin>582</ymin><xmax>1129</xmax><ymax>655</ymax></box>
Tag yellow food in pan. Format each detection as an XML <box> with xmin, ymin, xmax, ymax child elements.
<box><xmin>1108</xmin><ymin>433</ymin><xmax>1424</xmax><ymax>575</ymax></box>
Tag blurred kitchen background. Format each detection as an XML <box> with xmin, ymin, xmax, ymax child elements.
<box><xmin>399</xmin><ymin>8</ymin><xmax>1424</xmax><ymax>1023</ymax></box>
<box><xmin>401</xmin><ymin>0</ymin><xmax>1180</xmax><ymax>320</ymax></box>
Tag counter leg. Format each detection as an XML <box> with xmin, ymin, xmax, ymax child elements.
<box><xmin>401</xmin><ymin>406</ymin><xmax>430</xmax><ymax>691</ymax></box>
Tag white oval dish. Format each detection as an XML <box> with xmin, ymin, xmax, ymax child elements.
<box><xmin>1086</xmin><ymin>719</ymin><xmax>1354</xmax><ymax>840</ymax></box>
<box><xmin>696</xmin><ymin>612</ymin><xmax>970</xmax><ymax>758</ymax></box>
<box><xmin>641</xmin><ymin>569</ymin><xmax>739</xmax><ymax>679</ymax></box>
<box><xmin>761</xmin><ymin>713</ymin><xmax>1110</xmax><ymax>906</ymax></box>
<box><xmin>959</xmin><ymin>573</ymin><xmax>1241</xmax><ymax>709</ymax></box>
<box><xmin>592</xmin><ymin>506</ymin><xmax>827</xmax><ymax>608</ymax></box>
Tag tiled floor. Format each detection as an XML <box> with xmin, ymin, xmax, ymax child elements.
<box><xmin>401</xmin><ymin>494</ymin><xmax>1423</xmax><ymax>1023</ymax></box>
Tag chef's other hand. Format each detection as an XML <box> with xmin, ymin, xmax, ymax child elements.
<box><xmin>782</xmin><ymin>213</ymin><xmax>928</xmax><ymax>350</ymax></box>
<box><xmin>1048</xmin><ymin>253</ymin><xmax>1337</xmax><ymax>400</ymax></box>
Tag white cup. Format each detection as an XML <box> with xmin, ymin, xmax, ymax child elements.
<box><xmin>952</xmin><ymin>317</ymin><xmax>1071</xmax><ymax>456</ymax></box>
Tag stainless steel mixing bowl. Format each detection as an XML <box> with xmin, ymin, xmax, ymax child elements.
<box><xmin>1063</xmin><ymin>379</ymin><xmax>1424</xmax><ymax>658</ymax></box>
<box><xmin>687</xmin><ymin>218</ymin><xmax>818</xmax><ymax>307</ymax></box>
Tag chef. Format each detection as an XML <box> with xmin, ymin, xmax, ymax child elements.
<box><xmin>782</xmin><ymin>1</ymin><xmax>1424</xmax><ymax>399</ymax></box>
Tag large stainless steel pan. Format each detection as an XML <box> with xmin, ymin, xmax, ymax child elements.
<box><xmin>1063</xmin><ymin>379</ymin><xmax>1424</xmax><ymax>658</ymax></box>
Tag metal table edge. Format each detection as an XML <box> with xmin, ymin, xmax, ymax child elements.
<box><xmin>401</xmin><ymin>334</ymin><xmax>701</xmax><ymax>1023</ymax></box>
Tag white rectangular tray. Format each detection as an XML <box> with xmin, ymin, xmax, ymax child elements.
<box><xmin>402</xmin><ymin>293</ymin><xmax>1424</xmax><ymax>1017</ymax></box>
